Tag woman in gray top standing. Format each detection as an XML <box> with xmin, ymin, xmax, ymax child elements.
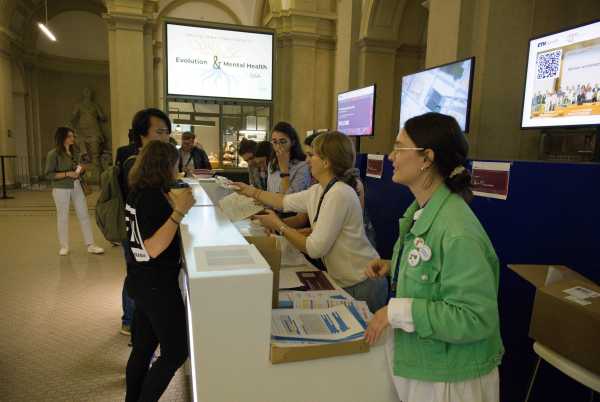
<box><xmin>45</xmin><ymin>127</ymin><xmax>104</xmax><ymax>256</ymax></box>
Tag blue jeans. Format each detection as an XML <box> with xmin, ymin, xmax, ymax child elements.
<box><xmin>122</xmin><ymin>241</ymin><xmax>136</xmax><ymax>326</ymax></box>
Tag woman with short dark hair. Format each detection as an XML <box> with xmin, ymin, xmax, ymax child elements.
<box><xmin>247</xmin><ymin>140</ymin><xmax>272</xmax><ymax>190</ymax></box>
<box><xmin>364</xmin><ymin>113</ymin><xmax>503</xmax><ymax>402</ymax></box>
<box><xmin>44</xmin><ymin>127</ymin><xmax>104</xmax><ymax>256</ymax></box>
<box><xmin>124</xmin><ymin>141</ymin><xmax>195</xmax><ymax>402</ymax></box>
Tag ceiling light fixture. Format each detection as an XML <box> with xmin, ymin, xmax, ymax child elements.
<box><xmin>37</xmin><ymin>0</ymin><xmax>56</xmax><ymax>41</ymax></box>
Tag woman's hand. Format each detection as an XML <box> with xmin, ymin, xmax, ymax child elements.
<box><xmin>168</xmin><ymin>188</ymin><xmax>195</xmax><ymax>215</ymax></box>
<box><xmin>275</xmin><ymin>145</ymin><xmax>290</xmax><ymax>173</ymax></box>
<box><xmin>297</xmin><ymin>227</ymin><xmax>312</xmax><ymax>236</ymax></box>
<box><xmin>252</xmin><ymin>209</ymin><xmax>283</xmax><ymax>232</ymax></box>
<box><xmin>365</xmin><ymin>258</ymin><xmax>390</xmax><ymax>278</ymax></box>
<box><xmin>233</xmin><ymin>182</ymin><xmax>257</xmax><ymax>198</ymax></box>
<box><xmin>66</xmin><ymin>171</ymin><xmax>79</xmax><ymax>179</ymax></box>
<box><xmin>365</xmin><ymin>306</ymin><xmax>389</xmax><ymax>345</ymax></box>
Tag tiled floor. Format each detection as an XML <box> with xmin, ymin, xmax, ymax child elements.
<box><xmin>0</xmin><ymin>190</ymin><xmax>190</xmax><ymax>401</ymax></box>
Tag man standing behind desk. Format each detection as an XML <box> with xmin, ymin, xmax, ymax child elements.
<box><xmin>178</xmin><ymin>131</ymin><xmax>211</xmax><ymax>176</ymax></box>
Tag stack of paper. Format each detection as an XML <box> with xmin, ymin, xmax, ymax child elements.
<box><xmin>271</xmin><ymin>304</ymin><xmax>369</xmax><ymax>343</ymax></box>
<box><xmin>279</xmin><ymin>290</ymin><xmax>372</xmax><ymax>322</ymax></box>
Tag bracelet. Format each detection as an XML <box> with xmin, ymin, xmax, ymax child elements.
<box><xmin>278</xmin><ymin>224</ymin><xmax>287</xmax><ymax>234</ymax></box>
<box><xmin>173</xmin><ymin>209</ymin><xmax>185</xmax><ymax>218</ymax></box>
<box><xmin>169</xmin><ymin>216</ymin><xmax>181</xmax><ymax>225</ymax></box>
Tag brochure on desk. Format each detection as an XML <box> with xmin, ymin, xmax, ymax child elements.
<box><xmin>271</xmin><ymin>304</ymin><xmax>368</xmax><ymax>343</ymax></box>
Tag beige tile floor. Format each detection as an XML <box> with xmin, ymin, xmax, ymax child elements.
<box><xmin>0</xmin><ymin>189</ymin><xmax>190</xmax><ymax>401</ymax></box>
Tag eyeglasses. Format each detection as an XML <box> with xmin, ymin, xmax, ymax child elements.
<box><xmin>392</xmin><ymin>146</ymin><xmax>424</xmax><ymax>151</ymax></box>
<box><xmin>271</xmin><ymin>139</ymin><xmax>289</xmax><ymax>145</ymax></box>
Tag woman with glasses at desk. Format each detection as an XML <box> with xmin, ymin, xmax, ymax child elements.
<box><xmin>364</xmin><ymin>113</ymin><xmax>503</xmax><ymax>402</ymax></box>
<box><xmin>267</xmin><ymin>121</ymin><xmax>311</xmax><ymax>197</ymax></box>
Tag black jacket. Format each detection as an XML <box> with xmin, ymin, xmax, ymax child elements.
<box><xmin>179</xmin><ymin>146</ymin><xmax>211</xmax><ymax>171</ymax></box>
<box><xmin>115</xmin><ymin>143</ymin><xmax>138</xmax><ymax>167</ymax></box>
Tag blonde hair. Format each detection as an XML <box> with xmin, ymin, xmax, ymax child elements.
<box><xmin>312</xmin><ymin>131</ymin><xmax>358</xmax><ymax>191</ymax></box>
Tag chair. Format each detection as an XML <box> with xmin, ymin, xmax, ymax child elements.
<box><xmin>525</xmin><ymin>342</ymin><xmax>600</xmax><ymax>402</ymax></box>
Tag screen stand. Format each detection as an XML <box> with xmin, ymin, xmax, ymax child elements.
<box><xmin>355</xmin><ymin>136</ymin><xmax>361</xmax><ymax>154</ymax></box>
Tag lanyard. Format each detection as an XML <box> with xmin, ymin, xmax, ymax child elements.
<box><xmin>312</xmin><ymin>178</ymin><xmax>337</xmax><ymax>224</ymax></box>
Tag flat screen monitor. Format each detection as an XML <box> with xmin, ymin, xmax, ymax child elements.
<box><xmin>521</xmin><ymin>19</ymin><xmax>600</xmax><ymax>128</ymax></box>
<box><xmin>399</xmin><ymin>57</ymin><xmax>475</xmax><ymax>132</ymax></box>
<box><xmin>336</xmin><ymin>85</ymin><xmax>376</xmax><ymax>136</ymax></box>
<box><xmin>165</xmin><ymin>22</ymin><xmax>274</xmax><ymax>101</ymax></box>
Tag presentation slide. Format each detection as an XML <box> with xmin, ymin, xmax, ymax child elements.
<box><xmin>522</xmin><ymin>20</ymin><xmax>600</xmax><ymax>128</ymax></box>
<box><xmin>166</xmin><ymin>23</ymin><xmax>273</xmax><ymax>101</ymax></box>
<box><xmin>337</xmin><ymin>85</ymin><xmax>375</xmax><ymax>136</ymax></box>
<box><xmin>399</xmin><ymin>58</ymin><xmax>473</xmax><ymax>132</ymax></box>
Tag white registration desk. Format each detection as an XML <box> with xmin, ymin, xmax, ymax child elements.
<box><xmin>179</xmin><ymin>180</ymin><xmax>398</xmax><ymax>402</ymax></box>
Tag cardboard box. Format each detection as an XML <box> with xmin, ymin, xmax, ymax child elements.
<box><xmin>270</xmin><ymin>339</ymin><xmax>369</xmax><ymax>364</ymax></box>
<box><xmin>246</xmin><ymin>235</ymin><xmax>371</xmax><ymax>365</ymax></box>
<box><xmin>508</xmin><ymin>264</ymin><xmax>600</xmax><ymax>374</ymax></box>
<box><xmin>245</xmin><ymin>236</ymin><xmax>280</xmax><ymax>309</ymax></box>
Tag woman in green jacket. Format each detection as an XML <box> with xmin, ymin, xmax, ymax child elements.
<box><xmin>364</xmin><ymin>113</ymin><xmax>503</xmax><ymax>402</ymax></box>
<box><xmin>45</xmin><ymin>127</ymin><xmax>104</xmax><ymax>256</ymax></box>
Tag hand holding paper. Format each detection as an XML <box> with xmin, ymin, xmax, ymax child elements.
<box><xmin>218</xmin><ymin>192</ymin><xmax>264</xmax><ymax>222</ymax></box>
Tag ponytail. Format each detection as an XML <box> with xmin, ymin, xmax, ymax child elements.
<box><xmin>444</xmin><ymin>166</ymin><xmax>473</xmax><ymax>203</ymax></box>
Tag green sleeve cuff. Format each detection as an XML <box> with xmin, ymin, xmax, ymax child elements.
<box><xmin>412</xmin><ymin>298</ymin><xmax>434</xmax><ymax>338</ymax></box>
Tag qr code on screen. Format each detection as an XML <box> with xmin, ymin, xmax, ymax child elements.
<box><xmin>536</xmin><ymin>49</ymin><xmax>562</xmax><ymax>80</ymax></box>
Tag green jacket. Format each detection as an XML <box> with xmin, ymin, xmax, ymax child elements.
<box><xmin>45</xmin><ymin>148</ymin><xmax>80</xmax><ymax>189</ymax></box>
<box><xmin>390</xmin><ymin>184</ymin><xmax>504</xmax><ymax>382</ymax></box>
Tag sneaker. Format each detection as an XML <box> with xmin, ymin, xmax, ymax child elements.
<box><xmin>87</xmin><ymin>245</ymin><xmax>104</xmax><ymax>254</ymax></box>
<box><xmin>59</xmin><ymin>248</ymin><xmax>69</xmax><ymax>256</ymax></box>
<box><xmin>120</xmin><ymin>324</ymin><xmax>131</xmax><ymax>336</ymax></box>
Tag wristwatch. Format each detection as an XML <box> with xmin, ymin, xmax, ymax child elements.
<box><xmin>279</xmin><ymin>172</ymin><xmax>290</xmax><ymax>178</ymax></box>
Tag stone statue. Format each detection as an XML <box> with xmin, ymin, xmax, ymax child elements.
<box><xmin>70</xmin><ymin>88</ymin><xmax>107</xmax><ymax>178</ymax></box>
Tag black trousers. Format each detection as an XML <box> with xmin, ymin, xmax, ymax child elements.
<box><xmin>125</xmin><ymin>269</ymin><xmax>189</xmax><ymax>402</ymax></box>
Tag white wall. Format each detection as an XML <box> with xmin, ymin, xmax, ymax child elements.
<box><xmin>36</xmin><ymin>11</ymin><xmax>108</xmax><ymax>61</ymax></box>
